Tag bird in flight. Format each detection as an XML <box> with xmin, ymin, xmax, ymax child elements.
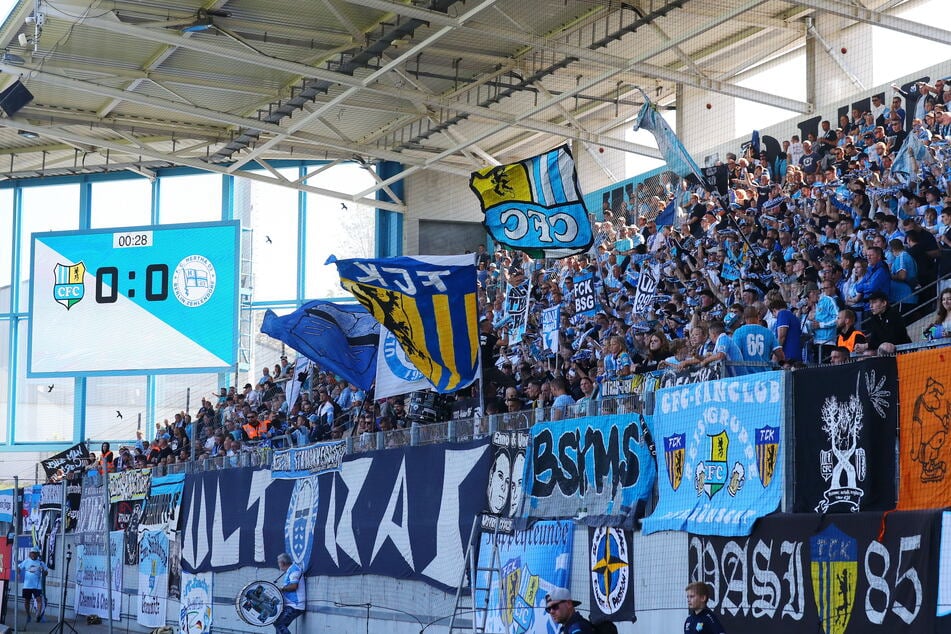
<box><xmin>47</xmin><ymin>384</ymin><xmax>54</xmax><ymax>392</ymax></box>
<box><xmin>340</xmin><ymin>203</ymin><xmax>348</xmax><ymax>210</ymax></box>
<box><xmin>116</xmin><ymin>410</ymin><xmax>123</xmax><ymax>419</ymax></box>
<box><xmin>265</xmin><ymin>235</ymin><xmax>272</xmax><ymax>244</ymax></box>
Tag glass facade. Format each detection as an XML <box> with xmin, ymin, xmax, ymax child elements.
<box><xmin>0</xmin><ymin>162</ymin><xmax>380</xmax><ymax>452</ymax></box>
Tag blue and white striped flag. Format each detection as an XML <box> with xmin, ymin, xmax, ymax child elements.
<box><xmin>633</xmin><ymin>98</ymin><xmax>708</xmax><ymax>193</ymax></box>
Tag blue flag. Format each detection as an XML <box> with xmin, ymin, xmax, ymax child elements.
<box><xmin>654</xmin><ymin>197</ymin><xmax>678</xmax><ymax>227</ymax></box>
<box><xmin>469</xmin><ymin>145</ymin><xmax>594</xmax><ymax>259</ymax></box>
<box><xmin>328</xmin><ymin>254</ymin><xmax>480</xmax><ymax>393</ymax></box>
<box><xmin>633</xmin><ymin>98</ymin><xmax>708</xmax><ymax>191</ymax></box>
<box><xmin>890</xmin><ymin>131</ymin><xmax>931</xmax><ymax>183</ymax></box>
<box><xmin>260</xmin><ymin>300</ymin><xmax>379</xmax><ymax>390</ymax></box>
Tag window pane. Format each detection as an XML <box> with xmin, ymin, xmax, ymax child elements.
<box><xmin>19</xmin><ymin>183</ymin><xmax>80</xmax><ymax>311</ymax></box>
<box><xmin>15</xmin><ymin>321</ymin><xmax>75</xmax><ymax>442</ymax></box>
<box><xmin>0</xmin><ymin>320</ymin><xmax>8</xmax><ymax>442</ymax></box>
<box><xmin>244</xmin><ymin>168</ymin><xmax>299</xmax><ymax>302</ymax></box>
<box><xmin>304</xmin><ymin>165</ymin><xmax>375</xmax><ymax>299</ymax></box>
<box><xmin>158</xmin><ymin>173</ymin><xmax>222</xmax><ymax>224</ymax></box>
<box><xmin>91</xmin><ymin>178</ymin><xmax>152</xmax><ymax>229</ymax></box>
<box><xmin>251</xmin><ymin>307</ymin><xmax>292</xmax><ymax>387</ymax></box>
<box><xmin>85</xmin><ymin>375</ymin><xmax>147</xmax><ymax>442</ymax></box>
<box><xmin>0</xmin><ymin>189</ymin><xmax>14</xmax><ymax>313</ymax></box>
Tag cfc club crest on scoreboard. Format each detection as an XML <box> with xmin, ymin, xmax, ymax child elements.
<box><xmin>53</xmin><ymin>262</ymin><xmax>86</xmax><ymax>309</ymax></box>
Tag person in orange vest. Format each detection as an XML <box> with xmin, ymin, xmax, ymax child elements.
<box><xmin>835</xmin><ymin>308</ymin><xmax>868</xmax><ymax>354</ymax></box>
<box><xmin>98</xmin><ymin>442</ymin><xmax>115</xmax><ymax>475</ymax></box>
<box><xmin>242</xmin><ymin>412</ymin><xmax>269</xmax><ymax>441</ymax></box>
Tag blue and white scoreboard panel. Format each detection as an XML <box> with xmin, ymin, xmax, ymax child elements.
<box><xmin>29</xmin><ymin>221</ymin><xmax>240</xmax><ymax>376</ymax></box>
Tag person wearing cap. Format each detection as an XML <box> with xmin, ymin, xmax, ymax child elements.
<box><xmin>685</xmin><ymin>581</ymin><xmax>726</xmax><ymax>634</ymax></box>
<box><xmin>544</xmin><ymin>588</ymin><xmax>593</xmax><ymax>633</ymax></box>
<box><xmin>273</xmin><ymin>553</ymin><xmax>305</xmax><ymax>634</ymax></box>
<box><xmin>18</xmin><ymin>548</ymin><xmax>48</xmax><ymax>623</ymax></box>
<box><xmin>864</xmin><ymin>291</ymin><xmax>910</xmax><ymax>355</ymax></box>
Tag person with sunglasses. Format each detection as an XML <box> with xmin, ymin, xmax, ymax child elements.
<box><xmin>544</xmin><ymin>588</ymin><xmax>593</xmax><ymax>633</ymax></box>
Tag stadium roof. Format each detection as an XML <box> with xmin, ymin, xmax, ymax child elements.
<box><xmin>0</xmin><ymin>0</ymin><xmax>943</xmax><ymax>206</ymax></box>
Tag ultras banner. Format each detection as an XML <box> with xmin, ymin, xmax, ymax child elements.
<box><xmin>137</xmin><ymin>529</ymin><xmax>169</xmax><ymax>628</ymax></box>
<box><xmin>74</xmin><ymin>531</ymin><xmax>123</xmax><ymax>621</ymax></box>
<box><xmin>588</xmin><ymin>526</ymin><xmax>635</xmax><ymax>623</ymax></box>
<box><xmin>475</xmin><ymin>520</ymin><xmax>573</xmax><ymax>634</ymax></box>
<box><xmin>180</xmin><ymin>439</ymin><xmax>491</xmax><ymax>592</ymax></box>
<box><xmin>687</xmin><ymin>511</ymin><xmax>947</xmax><ymax>634</ymax></box>
<box><xmin>644</xmin><ymin>372</ymin><xmax>785</xmax><ymax>536</ymax></box>
<box><xmin>523</xmin><ymin>413</ymin><xmax>656</xmax><ymax>529</ymax></box>
<box><xmin>792</xmin><ymin>356</ymin><xmax>897</xmax><ymax>513</ymax></box>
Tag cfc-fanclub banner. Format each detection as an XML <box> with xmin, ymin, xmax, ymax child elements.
<box><xmin>644</xmin><ymin>372</ymin><xmax>785</xmax><ymax>536</ymax></box>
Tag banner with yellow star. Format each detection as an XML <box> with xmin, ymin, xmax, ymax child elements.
<box><xmin>588</xmin><ymin>526</ymin><xmax>635</xmax><ymax>624</ymax></box>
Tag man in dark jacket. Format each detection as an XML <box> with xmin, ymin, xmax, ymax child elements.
<box><xmin>864</xmin><ymin>291</ymin><xmax>910</xmax><ymax>355</ymax></box>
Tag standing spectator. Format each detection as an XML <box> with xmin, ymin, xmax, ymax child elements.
<box><xmin>18</xmin><ymin>549</ymin><xmax>48</xmax><ymax>624</ymax></box>
<box><xmin>544</xmin><ymin>588</ymin><xmax>593</xmax><ymax>634</ymax></box>
<box><xmin>863</xmin><ymin>292</ymin><xmax>910</xmax><ymax>355</ymax></box>
<box><xmin>550</xmin><ymin>378</ymin><xmax>575</xmax><ymax>421</ymax></box>
<box><xmin>733</xmin><ymin>306</ymin><xmax>784</xmax><ymax>374</ymax></box>
<box><xmin>273</xmin><ymin>553</ymin><xmax>305</xmax><ymax>634</ymax></box>
<box><xmin>769</xmin><ymin>297</ymin><xmax>803</xmax><ymax>363</ymax></box>
<box><xmin>835</xmin><ymin>309</ymin><xmax>868</xmax><ymax>354</ymax></box>
<box><xmin>684</xmin><ymin>582</ymin><xmax>726</xmax><ymax>634</ymax></box>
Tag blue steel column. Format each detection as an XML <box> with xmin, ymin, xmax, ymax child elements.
<box><xmin>297</xmin><ymin>165</ymin><xmax>307</xmax><ymax>303</ymax></box>
<box><xmin>5</xmin><ymin>185</ymin><xmax>21</xmax><ymax>444</ymax></box>
<box><xmin>375</xmin><ymin>161</ymin><xmax>404</xmax><ymax>258</ymax></box>
<box><xmin>73</xmin><ymin>177</ymin><xmax>93</xmax><ymax>442</ymax></box>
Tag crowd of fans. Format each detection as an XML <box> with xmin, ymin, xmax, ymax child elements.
<box><xmin>76</xmin><ymin>83</ymin><xmax>951</xmax><ymax>474</ymax></box>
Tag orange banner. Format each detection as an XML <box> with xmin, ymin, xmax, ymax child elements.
<box><xmin>897</xmin><ymin>347</ymin><xmax>951</xmax><ymax>509</ymax></box>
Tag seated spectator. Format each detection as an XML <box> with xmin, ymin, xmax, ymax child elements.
<box><xmin>925</xmin><ymin>288</ymin><xmax>951</xmax><ymax>339</ymax></box>
<box><xmin>863</xmin><ymin>291</ymin><xmax>910</xmax><ymax>355</ymax></box>
<box><xmin>829</xmin><ymin>346</ymin><xmax>852</xmax><ymax>365</ymax></box>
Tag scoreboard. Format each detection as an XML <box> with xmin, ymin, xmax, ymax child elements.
<box><xmin>28</xmin><ymin>221</ymin><xmax>239</xmax><ymax>376</ymax></box>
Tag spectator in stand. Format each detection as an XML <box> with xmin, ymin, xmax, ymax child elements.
<box><xmin>733</xmin><ymin>305</ymin><xmax>784</xmax><ymax>374</ymax></box>
<box><xmin>550</xmin><ymin>378</ymin><xmax>575</xmax><ymax>421</ymax></box>
<box><xmin>853</xmin><ymin>246</ymin><xmax>891</xmax><ymax>316</ymax></box>
<box><xmin>830</xmin><ymin>346</ymin><xmax>852</xmax><ymax>365</ymax></box>
<box><xmin>835</xmin><ymin>309</ymin><xmax>868</xmax><ymax>354</ymax></box>
<box><xmin>925</xmin><ymin>289</ymin><xmax>951</xmax><ymax>339</ymax></box>
<box><xmin>863</xmin><ymin>291</ymin><xmax>911</xmax><ymax>355</ymax></box>
<box><xmin>768</xmin><ymin>297</ymin><xmax>802</xmax><ymax>363</ymax></box>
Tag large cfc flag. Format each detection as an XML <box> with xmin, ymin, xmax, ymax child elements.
<box><xmin>469</xmin><ymin>145</ymin><xmax>593</xmax><ymax>259</ymax></box>
<box><xmin>329</xmin><ymin>254</ymin><xmax>480</xmax><ymax>393</ymax></box>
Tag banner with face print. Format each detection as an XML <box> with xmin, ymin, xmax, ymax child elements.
<box><xmin>482</xmin><ymin>430</ymin><xmax>529</xmax><ymax>534</ymax></box>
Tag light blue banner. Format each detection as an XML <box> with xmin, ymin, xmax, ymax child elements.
<box><xmin>0</xmin><ymin>488</ymin><xmax>13</xmax><ymax>523</ymax></box>
<box><xmin>523</xmin><ymin>413</ymin><xmax>657</xmax><ymax>528</ymax></box>
<box><xmin>643</xmin><ymin>371</ymin><xmax>786</xmax><ymax>536</ymax></box>
<box><xmin>476</xmin><ymin>520</ymin><xmax>573</xmax><ymax>634</ymax></box>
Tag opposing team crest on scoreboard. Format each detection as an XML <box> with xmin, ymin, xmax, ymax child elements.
<box><xmin>695</xmin><ymin>431</ymin><xmax>729</xmax><ymax>499</ymax></box>
<box><xmin>809</xmin><ymin>523</ymin><xmax>857</xmax><ymax>634</ymax></box>
<box><xmin>53</xmin><ymin>262</ymin><xmax>85</xmax><ymax>309</ymax></box>
<box><xmin>663</xmin><ymin>434</ymin><xmax>685</xmax><ymax>491</ymax></box>
<box><xmin>756</xmin><ymin>426</ymin><xmax>780</xmax><ymax>488</ymax></box>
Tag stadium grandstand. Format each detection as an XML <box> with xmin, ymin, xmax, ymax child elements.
<box><xmin>0</xmin><ymin>0</ymin><xmax>950</xmax><ymax>633</ymax></box>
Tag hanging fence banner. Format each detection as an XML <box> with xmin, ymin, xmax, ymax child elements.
<box><xmin>688</xmin><ymin>511</ymin><xmax>945</xmax><ymax>634</ymax></box>
<box><xmin>180</xmin><ymin>571</ymin><xmax>213</xmax><ymax>634</ymax></box>
<box><xmin>524</xmin><ymin>413</ymin><xmax>656</xmax><ymax>528</ymax></box>
<box><xmin>470</xmin><ymin>145</ymin><xmax>594</xmax><ymax>259</ymax></box>
<box><xmin>588</xmin><ymin>526</ymin><xmax>635</xmax><ymax>624</ymax></box>
<box><xmin>271</xmin><ymin>441</ymin><xmax>347</xmax><ymax>480</ymax></box>
<box><xmin>475</xmin><ymin>520</ymin><xmax>574</xmax><ymax>634</ymax></box>
<box><xmin>77</xmin><ymin>480</ymin><xmax>107</xmax><ymax>534</ymax></box>
<box><xmin>74</xmin><ymin>531</ymin><xmax>123</xmax><ymax>621</ymax></box>
<box><xmin>644</xmin><ymin>372</ymin><xmax>785</xmax><ymax>536</ymax></box>
<box><xmin>897</xmin><ymin>347</ymin><xmax>951</xmax><ymax>510</ymax></box>
<box><xmin>141</xmin><ymin>473</ymin><xmax>186</xmax><ymax>533</ymax></box>
<box><xmin>792</xmin><ymin>357</ymin><xmax>897</xmax><ymax>513</ymax></box>
<box><xmin>658</xmin><ymin>363</ymin><xmax>722</xmax><ymax>389</ymax></box>
<box><xmin>40</xmin><ymin>442</ymin><xmax>90</xmax><ymax>481</ymax></box>
<box><xmin>137</xmin><ymin>529</ymin><xmax>170</xmax><ymax>628</ymax></box>
<box><xmin>0</xmin><ymin>488</ymin><xmax>13</xmax><ymax>523</ymax></box>
<box><xmin>482</xmin><ymin>430</ymin><xmax>529</xmax><ymax>534</ymax></box>
<box><xmin>180</xmin><ymin>440</ymin><xmax>491</xmax><ymax>593</ymax></box>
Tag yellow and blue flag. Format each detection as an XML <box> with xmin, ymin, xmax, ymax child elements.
<box><xmin>328</xmin><ymin>254</ymin><xmax>480</xmax><ymax>393</ymax></box>
<box><xmin>469</xmin><ymin>145</ymin><xmax>593</xmax><ymax>259</ymax></box>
